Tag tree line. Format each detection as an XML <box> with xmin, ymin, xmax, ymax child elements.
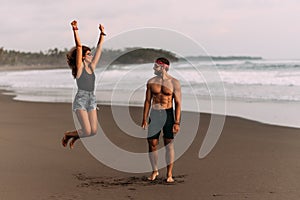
<box><xmin>0</xmin><ymin>47</ymin><xmax>178</xmax><ymax>68</ymax></box>
<box><xmin>0</xmin><ymin>47</ymin><xmax>68</xmax><ymax>67</ymax></box>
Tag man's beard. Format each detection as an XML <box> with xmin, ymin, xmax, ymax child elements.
<box><xmin>154</xmin><ymin>70</ymin><xmax>162</xmax><ymax>76</ymax></box>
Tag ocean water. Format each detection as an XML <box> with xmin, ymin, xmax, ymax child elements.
<box><xmin>0</xmin><ymin>58</ymin><xmax>300</xmax><ymax>128</ymax></box>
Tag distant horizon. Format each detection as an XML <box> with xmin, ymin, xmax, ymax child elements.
<box><xmin>2</xmin><ymin>46</ymin><xmax>300</xmax><ymax>60</ymax></box>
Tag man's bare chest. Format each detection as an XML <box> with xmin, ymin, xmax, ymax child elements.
<box><xmin>151</xmin><ymin>83</ymin><xmax>173</xmax><ymax>96</ymax></box>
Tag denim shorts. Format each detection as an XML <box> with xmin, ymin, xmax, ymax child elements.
<box><xmin>72</xmin><ymin>89</ymin><xmax>97</xmax><ymax>112</ymax></box>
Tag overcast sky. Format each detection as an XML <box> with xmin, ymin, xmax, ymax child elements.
<box><xmin>1</xmin><ymin>0</ymin><xmax>299</xmax><ymax>59</ymax></box>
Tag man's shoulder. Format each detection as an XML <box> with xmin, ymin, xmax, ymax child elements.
<box><xmin>147</xmin><ymin>76</ymin><xmax>159</xmax><ymax>83</ymax></box>
<box><xmin>171</xmin><ymin>77</ymin><xmax>181</xmax><ymax>87</ymax></box>
<box><xmin>170</xmin><ymin>76</ymin><xmax>180</xmax><ymax>83</ymax></box>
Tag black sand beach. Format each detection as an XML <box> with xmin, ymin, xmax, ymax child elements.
<box><xmin>1</xmin><ymin>92</ymin><xmax>300</xmax><ymax>200</ymax></box>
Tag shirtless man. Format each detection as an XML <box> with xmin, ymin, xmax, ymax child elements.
<box><xmin>141</xmin><ymin>57</ymin><xmax>181</xmax><ymax>183</ymax></box>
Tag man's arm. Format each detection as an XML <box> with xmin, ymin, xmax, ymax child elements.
<box><xmin>173</xmin><ymin>79</ymin><xmax>181</xmax><ymax>133</ymax></box>
<box><xmin>142</xmin><ymin>82</ymin><xmax>152</xmax><ymax>129</ymax></box>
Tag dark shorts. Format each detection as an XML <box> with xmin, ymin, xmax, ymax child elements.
<box><xmin>72</xmin><ymin>89</ymin><xmax>97</xmax><ymax>112</ymax></box>
<box><xmin>148</xmin><ymin>108</ymin><xmax>175</xmax><ymax>140</ymax></box>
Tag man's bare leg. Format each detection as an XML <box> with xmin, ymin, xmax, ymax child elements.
<box><xmin>147</xmin><ymin>138</ymin><xmax>159</xmax><ymax>180</ymax></box>
<box><xmin>164</xmin><ymin>138</ymin><xmax>174</xmax><ymax>183</ymax></box>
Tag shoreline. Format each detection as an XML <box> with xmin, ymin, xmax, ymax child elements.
<box><xmin>1</xmin><ymin>87</ymin><xmax>299</xmax><ymax>129</ymax></box>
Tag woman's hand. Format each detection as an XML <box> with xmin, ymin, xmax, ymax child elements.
<box><xmin>71</xmin><ymin>20</ymin><xmax>78</xmax><ymax>29</ymax></box>
<box><xmin>99</xmin><ymin>24</ymin><xmax>106</xmax><ymax>35</ymax></box>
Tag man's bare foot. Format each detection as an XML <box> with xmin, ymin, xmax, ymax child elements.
<box><xmin>166</xmin><ymin>176</ymin><xmax>174</xmax><ymax>183</ymax></box>
<box><xmin>69</xmin><ymin>136</ymin><xmax>79</xmax><ymax>149</ymax></box>
<box><xmin>147</xmin><ymin>171</ymin><xmax>159</xmax><ymax>181</ymax></box>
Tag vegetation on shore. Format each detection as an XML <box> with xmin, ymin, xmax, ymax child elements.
<box><xmin>0</xmin><ymin>47</ymin><xmax>178</xmax><ymax>69</ymax></box>
<box><xmin>0</xmin><ymin>47</ymin><xmax>68</xmax><ymax>68</ymax></box>
<box><xmin>0</xmin><ymin>47</ymin><xmax>262</xmax><ymax>70</ymax></box>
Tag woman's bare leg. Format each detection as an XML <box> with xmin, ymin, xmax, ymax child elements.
<box><xmin>75</xmin><ymin>109</ymin><xmax>92</xmax><ymax>136</ymax></box>
<box><xmin>88</xmin><ymin>109</ymin><xmax>98</xmax><ymax>135</ymax></box>
<box><xmin>69</xmin><ymin>109</ymin><xmax>98</xmax><ymax>148</ymax></box>
<box><xmin>62</xmin><ymin>109</ymin><xmax>90</xmax><ymax>148</ymax></box>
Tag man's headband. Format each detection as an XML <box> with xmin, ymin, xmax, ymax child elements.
<box><xmin>155</xmin><ymin>60</ymin><xmax>169</xmax><ymax>69</ymax></box>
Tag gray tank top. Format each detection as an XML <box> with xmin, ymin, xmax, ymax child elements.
<box><xmin>76</xmin><ymin>67</ymin><xmax>95</xmax><ymax>92</ymax></box>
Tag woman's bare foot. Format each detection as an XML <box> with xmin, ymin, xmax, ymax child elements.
<box><xmin>166</xmin><ymin>176</ymin><xmax>174</xmax><ymax>183</ymax></box>
<box><xmin>69</xmin><ymin>136</ymin><xmax>79</xmax><ymax>149</ymax></box>
<box><xmin>61</xmin><ymin>135</ymin><xmax>72</xmax><ymax>147</ymax></box>
<box><xmin>147</xmin><ymin>171</ymin><xmax>159</xmax><ymax>181</ymax></box>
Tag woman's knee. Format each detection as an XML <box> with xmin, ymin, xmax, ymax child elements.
<box><xmin>81</xmin><ymin>126</ymin><xmax>97</xmax><ymax>137</ymax></box>
<box><xmin>81</xmin><ymin>127</ymin><xmax>91</xmax><ymax>136</ymax></box>
<box><xmin>90</xmin><ymin>127</ymin><xmax>98</xmax><ymax>136</ymax></box>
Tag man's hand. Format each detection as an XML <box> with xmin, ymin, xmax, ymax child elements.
<box><xmin>172</xmin><ymin>124</ymin><xmax>180</xmax><ymax>134</ymax></box>
<box><xmin>141</xmin><ymin>121</ymin><xmax>148</xmax><ymax>130</ymax></box>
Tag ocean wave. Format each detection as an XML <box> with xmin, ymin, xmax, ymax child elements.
<box><xmin>0</xmin><ymin>59</ymin><xmax>299</xmax><ymax>103</ymax></box>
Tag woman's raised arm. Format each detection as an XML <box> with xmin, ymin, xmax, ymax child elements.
<box><xmin>71</xmin><ymin>20</ymin><xmax>83</xmax><ymax>75</ymax></box>
<box><xmin>90</xmin><ymin>24</ymin><xmax>106</xmax><ymax>71</ymax></box>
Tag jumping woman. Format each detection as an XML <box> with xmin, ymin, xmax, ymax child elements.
<box><xmin>62</xmin><ymin>20</ymin><xmax>106</xmax><ymax>149</ymax></box>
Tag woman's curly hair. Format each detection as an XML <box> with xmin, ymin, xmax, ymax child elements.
<box><xmin>66</xmin><ymin>46</ymin><xmax>91</xmax><ymax>78</ymax></box>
